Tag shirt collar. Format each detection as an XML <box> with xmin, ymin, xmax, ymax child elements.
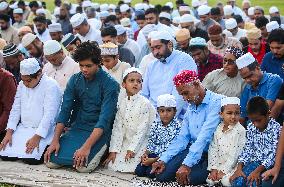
<box><xmin>162</xmin><ymin>50</ymin><xmax>176</xmax><ymax>64</ymax></box>
<box><xmin>247</xmin><ymin>72</ymin><xmax>268</xmax><ymax>89</ymax></box>
<box><xmin>111</xmin><ymin>60</ymin><xmax>121</xmax><ymax>72</ymax></box>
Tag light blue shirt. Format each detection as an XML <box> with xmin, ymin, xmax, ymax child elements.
<box><xmin>141</xmin><ymin>50</ymin><xmax>197</xmax><ymax>118</ymax></box>
<box><xmin>159</xmin><ymin>90</ymin><xmax>224</xmax><ymax>167</ymax></box>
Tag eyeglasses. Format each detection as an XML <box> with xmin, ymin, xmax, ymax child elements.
<box><xmin>223</xmin><ymin>58</ymin><xmax>236</xmax><ymax>65</ymax></box>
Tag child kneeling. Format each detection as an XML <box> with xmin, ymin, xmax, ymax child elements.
<box><xmin>103</xmin><ymin>68</ymin><xmax>156</xmax><ymax>173</ymax></box>
<box><xmin>206</xmin><ymin>97</ymin><xmax>246</xmax><ymax>186</ymax></box>
<box><xmin>135</xmin><ymin>94</ymin><xmax>182</xmax><ymax>178</ymax></box>
<box><xmin>230</xmin><ymin>96</ymin><xmax>282</xmax><ymax>187</ymax></box>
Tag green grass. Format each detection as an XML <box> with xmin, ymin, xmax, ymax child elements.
<box><xmin>41</xmin><ymin>0</ymin><xmax>284</xmax><ymax>14</ymax></box>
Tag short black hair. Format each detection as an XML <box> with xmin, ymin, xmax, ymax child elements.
<box><xmin>135</xmin><ymin>14</ymin><xmax>145</xmax><ymax>21</ymax></box>
<box><xmin>270</xmin><ymin>16</ymin><xmax>281</xmax><ymax>25</ymax></box>
<box><xmin>101</xmin><ymin>26</ymin><xmax>117</xmax><ymax>37</ymax></box>
<box><xmin>18</xmin><ymin>0</ymin><xmax>26</xmax><ymax>7</ymax></box>
<box><xmin>33</xmin><ymin>16</ymin><xmax>47</xmax><ymax>24</ymax></box>
<box><xmin>176</xmin><ymin>0</ymin><xmax>184</xmax><ymax>5</ymax></box>
<box><xmin>234</xmin><ymin>15</ymin><xmax>244</xmax><ymax>24</ymax></box>
<box><xmin>255</xmin><ymin>16</ymin><xmax>269</xmax><ymax>28</ymax></box>
<box><xmin>29</xmin><ymin>69</ymin><xmax>42</xmax><ymax>79</ymax></box>
<box><xmin>76</xmin><ymin>6</ymin><xmax>83</xmax><ymax>13</ymax></box>
<box><xmin>268</xmin><ymin>29</ymin><xmax>284</xmax><ymax>44</ymax></box>
<box><xmin>105</xmin><ymin>15</ymin><xmax>118</xmax><ymax>24</ymax></box>
<box><xmin>247</xmin><ymin>96</ymin><xmax>269</xmax><ymax>116</ymax></box>
<box><xmin>0</xmin><ymin>14</ymin><xmax>10</xmax><ymax>22</ymax></box>
<box><xmin>189</xmin><ymin>45</ymin><xmax>207</xmax><ymax>52</ymax></box>
<box><xmin>210</xmin><ymin>7</ymin><xmax>221</xmax><ymax>16</ymax></box>
<box><xmin>29</xmin><ymin>1</ymin><xmax>39</xmax><ymax>8</ymax></box>
<box><xmin>247</xmin><ymin>60</ymin><xmax>259</xmax><ymax>71</ymax></box>
<box><xmin>160</xmin><ymin>39</ymin><xmax>171</xmax><ymax>45</ymax></box>
<box><xmin>145</xmin><ymin>8</ymin><xmax>159</xmax><ymax>16</ymax></box>
<box><xmin>73</xmin><ymin>41</ymin><xmax>101</xmax><ymax>65</ymax></box>
<box><xmin>161</xmin><ymin>5</ymin><xmax>171</xmax><ymax>12</ymax></box>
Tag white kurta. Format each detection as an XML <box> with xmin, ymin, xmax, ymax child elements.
<box><xmin>43</xmin><ymin>56</ymin><xmax>80</xmax><ymax>91</ymax></box>
<box><xmin>139</xmin><ymin>53</ymin><xmax>156</xmax><ymax>75</ymax></box>
<box><xmin>36</xmin><ymin>29</ymin><xmax>52</xmax><ymax>42</ymax></box>
<box><xmin>223</xmin><ymin>28</ymin><xmax>246</xmax><ymax>40</ymax></box>
<box><xmin>77</xmin><ymin>26</ymin><xmax>102</xmax><ymax>44</ymax></box>
<box><xmin>0</xmin><ymin>74</ymin><xmax>62</xmax><ymax>160</ymax></box>
<box><xmin>102</xmin><ymin>60</ymin><xmax>131</xmax><ymax>84</ymax></box>
<box><xmin>207</xmin><ymin>122</ymin><xmax>246</xmax><ymax>185</ymax></box>
<box><xmin>108</xmin><ymin>94</ymin><xmax>156</xmax><ymax>172</ymax></box>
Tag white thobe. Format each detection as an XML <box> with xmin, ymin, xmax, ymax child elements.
<box><xmin>102</xmin><ymin>60</ymin><xmax>131</xmax><ymax>85</ymax></box>
<box><xmin>77</xmin><ymin>26</ymin><xmax>102</xmax><ymax>44</ymax></box>
<box><xmin>36</xmin><ymin>29</ymin><xmax>52</xmax><ymax>42</ymax></box>
<box><xmin>43</xmin><ymin>56</ymin><xmax>80</xmax><ymax>92</ymax></box>
<box><xmin>139</xmin><ymin>53</ymin><xmax>156</xmax><ymax>75</ymax></box>
<box><xmin>0</xmin><ymin>74</ymin><xmax>62</xmax><ymax>160</ymax></box>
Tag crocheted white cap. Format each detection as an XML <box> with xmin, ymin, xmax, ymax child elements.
<box><xmin>100</xmin><ymin>42</ymin><xmax>118</xmax><ymax>56</ymax></box>
<box><xmin>43</xmin><ymin>40</ymin><xmax>62</xmax><ymax>56</ymax></box>
<box><xmin>197</xmin><ymin>5</ymin><xmax>211</xmax><ymax>16</ymax></box>
<box><xmin>225</xmin><ymin>18</ymin><xmax>237</xmax><ymax>29</ymax></box>
<box><xmin>266</xmin><ymin>21</ymin><xmax>279</xmax><ymax>32</ymax></box>
<box><xmin>221</xmin><ymin>97</ymin><xmax>240</xmax><ymax>107</ymax></box>
<box><xmin>123</xmin><ymin>67</ymin><xmax>142</xmax><ymax>79</ymax></box>
<box><xmin>236</xmin><ymin>52</ymin><xmax>255</xmax><ymax>69</ymax></box>
<box><xmin>157</xmin><ymin>94</ymin><xmax>177</xmax><ymax>107</ymax></box>
<box><xmin>20</xmin><ymin>58</ymin><xmax>40</xmax><ymax>75</ymax></box>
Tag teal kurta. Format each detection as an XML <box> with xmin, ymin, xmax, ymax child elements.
<box><xmin>50</xmin><ymin>68</ymin><xmax>120</xmax><ymax>165</ymax></box>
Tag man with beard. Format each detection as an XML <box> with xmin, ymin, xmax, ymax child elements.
<box><xmin>261</xmin><ymin>29</ymin><xmax>284</xmax><ymax>80</ymax></box>
<box><xmin>21</xmin><ymin>33</ymin><xmax>47</xmax><ymax>66</ymax></box>
<box><xmin>243</xmin><ymin>28</ymin><xmax>270</xmax><ymax>65</ymax></box>
<box><xmin>48</xmin><ymin>23</ymin><xmax>63</xmax><ymax>42</ymax></box>
<box><xmin>179</xmin><ymin>14</ymin><xmax>209</xmax><ymax>42</ymax></box>
<box><xmin>33</xmin><ymin>16</ymin><xmax>52</xmax><ymax>42</ymax></box>
<box><xmin>0</xmin><ymin>14</ymin><xmax>20</xmax><ymax>45</ymax></box>
<box><xmin>3</xmin><ymin>44</ymin><xmax>25</xmax><ymax>83</ymax></box>
<box><xmin>142</xmin><ymin>31</ymin><xmax>197</xmax><ymax>119</ymax></box>
<box><xmin>175</xmin><ymin>28</ymin><xmax>191</xmax><ymax>54</ymax></box>
<box><xmin>57</xmin><ymin>3</ymin><xmax>73</xmax><ymax>35</ymax></box>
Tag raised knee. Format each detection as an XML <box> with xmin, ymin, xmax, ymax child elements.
<box><xmin>45</xmin><ymin>162</ymin><xmax>62</xmax><ymax>169</ymax></box>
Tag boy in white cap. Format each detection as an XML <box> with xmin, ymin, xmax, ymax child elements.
<box><xmin>236</xmin><ymin>52</ymin><xmax>282</xmax><ymax>125</ymax></box>
<box><xmin>70</xmin><ymin>13</ymin><xmax>102</xmax><ymax>44</ymax></box>
<box><xmin>196</xmin><ymin>5</ymin><xmax>217</xmax><ymax>32</ymax></box>
<box><xmin>103</xmin><ymin>67</ymin><xmax>156</xmax><ymax>173</ymax></box>
<box><xmin>207</xmin><ymin>97</ymin><xmax>246</xmax><ymax>187</ymax></box>
<box><xmin>12</xmin><ymin>8</ymin><xmax>26</xmax><ymax>29</ymax></box>
<box><xmin>43</xmin><ymin>40</ymin><xmax>80</xmax><ymax>92</ymax></box>
<box><xmin>61</xmin><ymin>33</ymin><xmax>82</xmax><ymax>56</ymax></box>
<box><xmin>135</xmin><ymin>94</ymin><xmax>182</xmax><ymax>178</ymax></box>
<box><xmin>100</xmin><ymin>42</ymin><xmax>131</xmax><ymax>84</ymax></box>
<box><xmin>0</xmin><ymin>58</ymin><xmax>62</xmax><ymax>165</ymax></box>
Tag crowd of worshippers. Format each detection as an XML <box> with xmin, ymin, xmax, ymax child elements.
<box><xmin>1</xmin><ymin>0</ymin><xmax>284</xmax><ymax>186</ymax></box>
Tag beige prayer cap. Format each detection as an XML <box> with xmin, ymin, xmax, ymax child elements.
<box><xmin>175</xmin><ymin>29</ymin><xmax>190</xmax><ymax>42</ymax></box>
<box><xmin>0</xmin><ymin>38</ymin><xmax>7</xmax><ymax>50</ymax></box>
<box><xmin>246</xmin><ymin>28</ymin><xmax>261</xmax><ymax>40</ymax></box>
<box><xmin>18</xmin><ymin>26</ymin><xmax>33</xmax><ymax>33</ymax></box>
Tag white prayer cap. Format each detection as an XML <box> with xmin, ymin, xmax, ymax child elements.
<box><xmin>115</xmin><ymin>25</ymin><xmax>127</xmax><ymax>35</ymax></box>
<box><xmin>151</xmin><ymin>30</ymin><xmax>173</xmax><ymax>42</ymax></box>
<box><xmin>43</xmin><ymin>40</ymin><xmax>62</xmax><ymax>56</ymax></box>
<box><xmin>48</xmin><ymin>23</ymin><xmax>62</xmax><ymax>32</ymax></box>
<box><xmin>143</xmin><ymin>3</ymin><xmax>150</xmax><ymax>10</ymax></box>
<box><xmin>70</xmin><ymin>13</ymin><xmax>86</xmax><ymax>28</ymax></box>
<box><xmin>165</xmin><ymin>2</ymin><xmax>173</xmax><ymax>9</ymax></box>
<box><xmin>0</xmin><ymin>2</ymin><xmax>8</xmax><ymax>11</ymax></box>
<box><xmin>36</xmin><ymin>8</ymin><xmax>46</xmax><ymax>15</ymax></box>
<box><xmin>189</xmin><ymin>37</ymin><xmax>207</xmax><ymax>47</ymax></box>
<box><xmin>142</xmin><ymin>24</ymin><xmax>157</xmax><ymax>38</ymax></box>
<box><xmin>179</xmin><ymin>5</ymin><xmax>190</xmax><ymax>12</ymax></box>
<box><xmin>100</xmin><ymin>4</ymin><xmax>109</xmax><ymax>11</ymax></box>
<box><xmin>221</xmin><ymin>97</ymin><xmax>240</xmax><ymax>107</ymax></box>
<box><xmin>223</xmin><ymin>5</ymin><xmax>233</xmax><ymax>16</ymax></box>
<box><xmin>22</xmin><ymin>33</ymin><xmax>37</xmax><ymax>48</ymax></box>
<box><xmin>281</xmin><ymin>24</ymin><xmax>284</xmax><ymax>30</ymax></box>
<box><xmin>9</xmin><ymin>1</ymin><xmax>18</xmax><ymax>9</ymax></box>
<box><xmin>180</xmin><ymin>14</ymin><xmax>195</xmax><ymax>23</ymax></box>
<box><xmin>121</xmin><ymin>18</ymin><xmax>131</xmax><ymax>27</ymax></box>
<box><xmin>248</xmin><ymin>7</ymin><xmax>255</xmax><ymax>16</ymax></box>
<box><xmin>225</xmin><ymin>18</ymin><xmax>237</xmax><ymax>29</ymax></box>
<box><xmin>157</xmin><ymin>94</ymin><xmax>177</xmax><ymax>108</ymax></box>
<box><xmin>82</xmin><ymin>0</ymin><xmax>92</xmax><ymax>8</ymax></box>
<box><xmin>92</xmin><ymin>3</ymin><xmax>100</xmax><ymax>10</ymax></box>
<box><xmin>20</xmin><ymin>58</ymin><xmax>40</xmax><ymax>76</ymax></box>
<box><xmin>269</xmin><ymin>6</ymin><xmax>279</xmax><ymax>14</ymax></box>
<box><xmin>159</xmin><ymin>12</ymin><xmax>171</xmax><ymax>20</ymax></box>
<box><xmin>123</xmin><ymin>67</ymin><xmax>142</xmax><ymax>79</ymax></box>
<box><xmin>135</xmin><ymin>3</ymin><xmax>144</xmax><ymax>10</ymax></box>
<box><xmin>100</xmin><ymin>11</ymin><xmax>109</xmax><ymax>18</ymax></box>
<box><xmin>148</xmin><ymin>31</ymin><xmax>158</xmax><ymax>40</ymax></box>
<box><xmin>266</xmin><ymin>21</ymin><xmax>279</xmax><ymax>32</ymax></box>
<box><xmin>120</xmin><ymin>4</ymin><xmax>130</xmax><ymax>12</ymax></box>
<box><xmin>124</xmin><ymin>0</ymin><xmax>132</xmax><ymax>3</ymax></box>
<box><xmin>109</xmin><ymin>4</ymin><xmax>116</xmax><ymax>11</ymax></box>
<box><xmin>236</xmin><ymin>52</ymin><xmax>255</xmax><ymax>69</ymax></box>
<box><xmin>197</xmin><ymin>5</ymin><xmax>211</xmax><ymax>16</ymax></box>
<box><xmin>192</xmin><ymin>0</ymin><xmax>200</xmax><ymax>8</ymax></box>
<box><xmin>173</xmin><ymin>16</ymin><xmax>181</xmax><ymax>24</ymax></box>
<box><xmin>13</xmin><ymin>8</ymin><xmax>23</xmax><ymax>14</ymax></box>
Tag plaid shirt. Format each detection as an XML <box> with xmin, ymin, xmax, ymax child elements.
<box><xmin>198</xmin><ymin>52</ymin><xmax>223</xmax><ymax>81</ymax></box>
<box><xmin>207</xmin><ymin>36</ymin><xmax>243</xmax><ymax>57</ymax></box>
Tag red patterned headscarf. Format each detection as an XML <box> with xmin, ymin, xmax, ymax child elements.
<box><xmin>173</xmin><ymin>70</ymin><xmax>198</xmax><ymax>87</ymax></box>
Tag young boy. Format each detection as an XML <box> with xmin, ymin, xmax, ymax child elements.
<box><xmin>100</xmin><ymin>42</ymin><xmax>131</xmax><ymax>84</ymax></box>
<box><xmin>135</xmin><ymin>94</ymin><xmax>182</xmax><ymax>178</ymax></box>
<box><xmin>61</xmin><ymin>33</ymin><xmax>82</xmax><ymax>56</ymax></box>
<box><xmin>230</xmin><ymin>96</ymin><xmax>282</xmax><ymax>187</ymax></box>
<box><xmin>207</xmin><ymin>97</ymin><xmax>246</xmax><ymax>186</ymax></box>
